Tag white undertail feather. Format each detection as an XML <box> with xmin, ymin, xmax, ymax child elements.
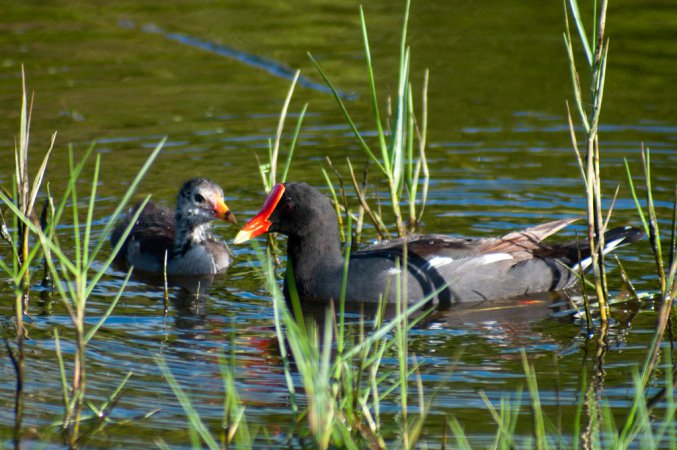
<box><xmin>571</xmin><ymin>227</ymin><xmax>633</xmax><ymax>272</ymax></box>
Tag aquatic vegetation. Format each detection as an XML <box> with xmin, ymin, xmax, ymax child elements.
<box><xmin>0</xmin><ymin>1</ymin><xmax>674</xmax><ymax>449</ymax></box>
<box><xmin>0</xmin><ymin>66</ymin><xmax>54</xmax><ymax>450</ymax></box>
<box><xmin>564</xmin><ymin>2</ymin><xmax>676</xmax><ymax>443</ymax></box>
<box><xmin>256</xmin><ymin>70</ymin><xmax>308</xmax><ymax>194</ymax></box>
<box><xmin>0</xmin><ymin>70</ymin><xmax>165</xmax><ymax>447</ymax></box>
<box><xmin>310</xmin><ymin>0</ymin><xmax>430</xmax><ymax>240</ymax></box>
<box><xmin>563</xmin><ymin>0</ymin><xmax>615</xmax><ymax>319</ymax></box>
<box><xmin>622</xmin><ymin>145</ymin><xmax>677</xmax><ymax>445</ymax></box>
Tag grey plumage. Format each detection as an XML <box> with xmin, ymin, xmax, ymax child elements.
<box><xmin>241</xmin><ymin>182</ymin><xmax>644</xmax><ymax>307</ymax></box>
<box><xmin>111</xmin><ymin>178</ymin><xmax>235</xmax><ymax>276</ymax></box>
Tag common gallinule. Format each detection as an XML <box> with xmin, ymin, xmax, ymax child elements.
<box><xmin>234</xmin><ymin>182</ymin><xmax>643</xmax><ymax>306</ymax></box>
<box><xmin>111</xmin><ymin>177</ymin><xmax>237</xmax><ymax>275</ymax></box>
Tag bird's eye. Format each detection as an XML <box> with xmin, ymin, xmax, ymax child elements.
<box><xmin>194</xmin><ymin>193</ymin><xmax>205</xmax><ymax>203</ymax></box>
<box><xmin>283</xmin><ymin>199</ymin><xmax>294</xmax><ymax>213</ymax></box>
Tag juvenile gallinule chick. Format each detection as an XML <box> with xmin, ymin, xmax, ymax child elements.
<box><xmin>111</xmin><ymin>178</ymin><xmax>237</xmax><ymax>276</ymax></box>
<box><xmin>234</xmin><ymin>182</ymin><xmax>643</xmax><ymax>306</ymax></box>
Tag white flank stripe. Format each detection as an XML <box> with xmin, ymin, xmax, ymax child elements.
<box><xmin>426</xmin><ymin>256</ymin><xmax>454</xmax><ymax>269</ymax></box>
<box><xmin>477</xmin><ymin>253</ymin><xmax>513</xmax><ymax>265</ymax></box>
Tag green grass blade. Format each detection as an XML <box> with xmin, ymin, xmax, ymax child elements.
<box><xmin>85</xmin><ymin>196</ymin><xmax>150</xmax><ymax>299</ymax></box>
<box><xmin>417</xmin><ymin>69</ymin><xmax>430</xmax><ymax>223</ymax></box>
<box><xmin>82</xmin><ymin>153</ymin><xmax>101</xmax><ymax>272</ymax></box>
<box><xmin>448</xmin><ymin>417</ymin><xmax>472</xmax><ymax>449</ymax></box>
<box><xmin>84</xmin><ymin>267</ymin><xmax>133</xmax><ymax>344</ymax></box>
<box><xmin>654</xmin><ymin>352</ymin><xmax>675</xmax><ymax>446</ymax></box>
<box><xmin>390</xmin><ymin>47</ymin><xmax>410</xmax><ymax>195</ymax></box>
<box><xmin>359</xmin><ymin>5</ymin><xmax>389</xmax><ymax>168</ymax></box>
<box><xmin>27</xmin><ymin>131</ymin><xmax>56</xmax><ymax>216</ymax></box>
<box><xmin>340</xmin><ymin>283</ymin><xmax>439</xmax><ymax>361</ymax></box>
<box><xmin>643</xmin><ymin>148</ymin><xmax>664</xmax><ymax>267</ymax></box>
<box><xmin>98</xmin><ymin>371</ymin><xmax>133</xmax><ymax>417</ymax></box>
<box><xmin>270</xmin><ymin>70</ymin><xmax>300</xmax><ymax>187</ymax></box>
<box><xmin>281</xmin><ymin>102</ymin><xmax>308</xmax><ymax>183</ymax></box>
<box><xmin>521</xmin><ymin>349</ymin><xmax>548</xmax><ymax>450</ymax></box>
<box><xmin>68</xmin><ymin>147</ymin><xmax>83</xmax><ymax>275</ymax></box>
<box><xmin>285</xmin><ymin>265</ymin><xmax>306</xmax><ymax>334</ymax></box>
<box><xmin>479</xmin><ymin>390</ymin><xmax>514</xmax><ymax>447</ymax></box>
<box><xmin>567</xmin><ymin>0</ymin><xmax>593</xmax><ymax>64</ymax></box>
<box><xmin>406</xmin><ymin>83</ymin><xmax>415</xmax><ymax>193</ymax></box>
<box><xmin>623</xmin><ymin>158</ymin><xmax>650</xmax><ymax>235</ymax></box>
<box><xmin>42</xmin><ymin>246</ymin><xmax>77</xmax><ymax>320</ymax></box>
<box><xmin>53</xmin><ymin>328</ymin><xmax>71</xmax><ymax>417</ymax></box>
<box><xmin>589</xmin><ymin>40</ymin><xmax>609</xmax><ymax>132</ymax></box>
<box><xmin>48</xmin><ymin>142</ymin><xmax>96</xmax><ymax>238</ymax></box>
<box><xmin>217</xmin><ymin>354</ymin><xmax>251</xmax><ymax>447</ymax></box>
<box><xmin>256</xmin><ymin>244</ymin><xmax>297</xmax><ymax>411</ymax></box>
<box><xmin>0</xmin><ymin>257</ymin><xmax>11</xmax><ymax>277</ymax></box>
<box><xmin>562</xmin><ymin>32</ymin><xmax>590</xmax><ymax>133</ymax></box>
<box><xmin>13</xmin><ymin>233</ymin><xmax>44</xmax><ymax>282</ymax></box>
<box><xmin>86</xmin><ymin>137</ymin><xmax>165</xmax><ymax>269</ymax></box>
<box><xmin>308</xmin><ymin>52</ymin><xmax>386</xmax><ymax>175</ymax></box>
<box><xmin>0</xmin><ymin>192</ymin><xmax>77</xmax><ymax>275</ymax></box>
<box><xmin>337</xmin><ymin>214</ymin><xmax>352</xmax><ymax>356</ymax></box>
<box><xmin>156</xmin><ymin>356</ymin><xmax>220</xmax><ymax>450</ymax></box>
<box><xmin>321</xmin><ymin>168</ymin><xmax>345</xmax><ymax>242</ymax></box>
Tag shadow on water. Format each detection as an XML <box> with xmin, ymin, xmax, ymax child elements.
<box><xmin>122</xmin><ymin>20</ymin><xmax>355</xmax><ymax>99</ymax></box>
<box><xmin>284</xmin><ymin>290</ymin><xmax>590</xmax><ymax>352</ymax></box>
<box><xmin>114</xmin><ymin>268</ymin><xmax>218</xmax><ymax>325</ymax></box>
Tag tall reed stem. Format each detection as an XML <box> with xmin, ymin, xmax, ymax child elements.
<box><xmin>1</xmin><ymin>66</ymin><xmax>55</xmax><ymax>450</ymax></box>
<box><xmin>564</xmin><ymin>0</ymin><xmax>611</xmax><ymax>320</ymax></box>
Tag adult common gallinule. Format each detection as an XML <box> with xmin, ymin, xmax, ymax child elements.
<box><xmin>234</xmin><ymin>182</ymin><xmax>643</xmax><ymax>306</ymax></box>
<box><xmin>111</xmin><ymin>178</ymin><xmax>237</xmax><ymax>275</ymax></box>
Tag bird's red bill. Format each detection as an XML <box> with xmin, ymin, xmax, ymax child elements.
<box><xmin>233</xmin><ymin>183</ymin><xmax>285</xmax><ymax>244</ymax></box>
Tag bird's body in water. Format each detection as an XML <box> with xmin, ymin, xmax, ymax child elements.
<box><xmin>235</xmin><ymin>182</ymin><xmax>644</xmax><ymax>307</ymax></box>
<box><xmin>111</xmin><ymin>178</ymin><xmax>236</xmax><ymax>276</ymax></box>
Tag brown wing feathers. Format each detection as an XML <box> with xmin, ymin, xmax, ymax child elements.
<box><xmin>477</xmin><ymin>219</ymin><xmax>579</xmax><ymax>260</ymax></box>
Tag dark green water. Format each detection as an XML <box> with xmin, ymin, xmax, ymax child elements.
<box><xmin>1</xmin><ymin>0</ymin><xmax>676</xmax><ymax>448</ymax></box>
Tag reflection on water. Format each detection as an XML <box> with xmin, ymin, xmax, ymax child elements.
<box><xmin>0</xmin><ymin>0</ymin><xmax>676</xmax><ymax>447</ymax></box>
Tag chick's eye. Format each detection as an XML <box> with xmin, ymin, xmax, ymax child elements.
<box><xmin>193</xmin><ymin>193</ymin><xmax>205</xmax><ymax>203</ymax></box>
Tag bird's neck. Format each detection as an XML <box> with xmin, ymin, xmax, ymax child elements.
<box><xmin>174</xmin><ymin>213</ymin><xmax>212</xmax><ymax>255</ymax></box>
<box><xmin>287</xmin><ymin>225</ymin><xmax>343</xmax><ymax>286</ymax></box>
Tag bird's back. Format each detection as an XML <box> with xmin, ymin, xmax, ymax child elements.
<box><xmin>111</xmin><ymin>202</ymin><xmax>175</xmax><ymax>271</ymax></box>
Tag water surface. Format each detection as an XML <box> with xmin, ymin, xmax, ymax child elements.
<box><xmin>1</xmin><ymin>0</ymin><xmax>676</xmax><ymax>447</ymax></box>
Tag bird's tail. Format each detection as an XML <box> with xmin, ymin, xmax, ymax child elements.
<box><xmin>572</xmin><ymin>226</ymin><xmax>644</xmax><ymax>272</ymax></box>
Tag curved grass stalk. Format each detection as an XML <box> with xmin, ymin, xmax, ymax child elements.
<box><xmin>269</xmin><ymin>70</ymin><xmax>299</xmax><ymax>190</ymax></box>
<box><xmin>156</xmin><ymin>356</ymin><xmax>220</xmax><ymax>450</ymax></box>
<box><xmin>282</xmin><ymin>102</ymin><xmax>309</xmax><ymax>184</ymax></box>
<box><xmin>321</xmin><ymin>167</ymin><xmax>346</xmax><ymax>242</ymax></box>
<box><xmin>312</xmin><ymin>0</ymin><xmax>428</xmax><ymax>238</ymax></box>
<box><xmin>259</xmin><ymin>71</ymin><xmax>307</xmax><ymax>194</ymax></box>
<box><xmin>217</xmin><ymin>353</ymin><xmax>251</xmax><ymax>447</ymax></box>
<box><xmin>308</xmin><ymin>53</ymin><xmax>386</xmax><ymax>176</ymax></box>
